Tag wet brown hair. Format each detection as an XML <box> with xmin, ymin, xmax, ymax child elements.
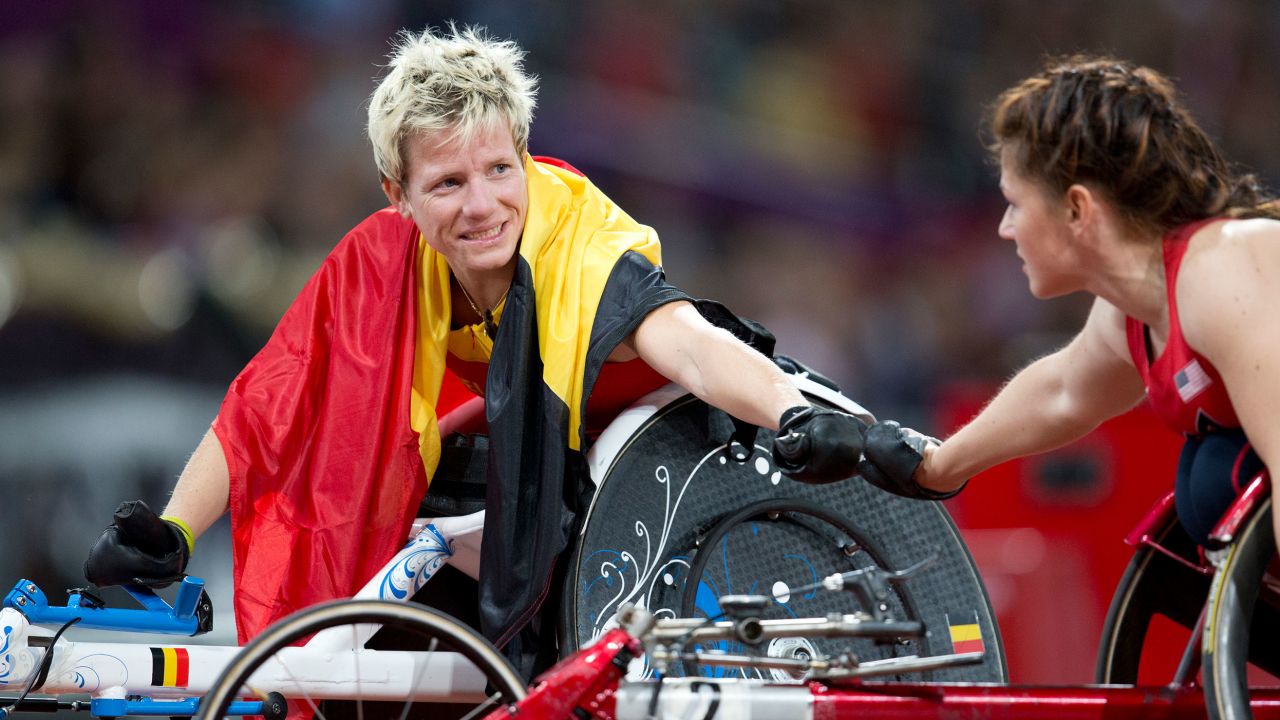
<box><xmin>989</xmin><ymin>55</ymin><xmax>1278</xmax><ymax>234</ymax></box>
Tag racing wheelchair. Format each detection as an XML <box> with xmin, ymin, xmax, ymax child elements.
<box><xmin>1</xmin><ymin>371</ymin><xmax>1276</xmax><ymax>718</ymax></box>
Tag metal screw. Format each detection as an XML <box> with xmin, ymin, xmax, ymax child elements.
<box><xmin>15</xmin><ymin>596</ymin><xmax>27</xmax><ymax>606</ymax></box>
<box><xmin>25</xmin><ymin>583</ymin><xmax>36</xmax><ymax>594</ymax></box>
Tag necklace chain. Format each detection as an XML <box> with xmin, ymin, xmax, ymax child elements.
<box><xmin>456</xmin><ymin>279</ymin><xmax>508</xmax><ymax>339</ymax></box>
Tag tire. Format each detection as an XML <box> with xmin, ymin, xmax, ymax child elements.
<box><xmin>197</xmin><ymin>600</ymin><xmax>526</xmax><ymax>720</ymax></box>
<box><xmin>562</xmin><ymin>380</ymin><xmax>1007</xmax><ymax>682</ymax></box>
<box><xmin>1204</xmin><ymin>500</ymin><xmax>1280</xmax><ymax>720</ymax></box>
<box><xmin>1094</xmin><ymin>510</ymin><xmax>1210</xmax><ymax>683</ymax></box>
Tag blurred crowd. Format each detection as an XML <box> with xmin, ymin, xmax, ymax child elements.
<box><xmin>1</xmin><ymin>0</ymin><xmax>1277</xmax><ymax>634</ymax></box>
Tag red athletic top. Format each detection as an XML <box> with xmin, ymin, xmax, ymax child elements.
<box><xmin>1126</xmin><ymin>219</ymin><xmax>1239</xmax><ymax>436</ymax></box>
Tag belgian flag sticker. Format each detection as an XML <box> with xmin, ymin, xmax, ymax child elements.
<box><xmin>946</xmin><ymin>613</ymin><xmax>985</xmax><ymax>655</ymax></box>
<box><xmin>150</xmin><ymin>647</ymin><xmax>190</xmax><ymax>687</ymax></box>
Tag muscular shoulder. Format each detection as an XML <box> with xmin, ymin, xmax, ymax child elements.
<box><xmin>1178</xmin><ymin>218</ymin><xmax>1280</xmax><ymax>357</ymax></box>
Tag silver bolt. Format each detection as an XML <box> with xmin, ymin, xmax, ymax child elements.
<box><xmin>24</xmin><ymin>583</ymin><xmax>36</xmax><ymax>594</ymax></box>
<box><xmin>15</xmin><ymin>596</ymin><xmax>27</xmax><ymax>606</ymax></box>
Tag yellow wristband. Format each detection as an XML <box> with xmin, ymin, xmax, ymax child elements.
<box><xmin>161</xmin><ymin>515</ymin><xmax>196</xmax><ymax>555</ymax></box>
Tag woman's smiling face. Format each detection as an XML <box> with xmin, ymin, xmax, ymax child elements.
<box><xmin>387</xmin><ymin>120</ymin><xmax>528</xmax><ymax>278</ymax></box>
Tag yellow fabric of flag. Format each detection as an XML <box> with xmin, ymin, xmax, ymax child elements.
<box><xmin>410</xmin><ymin>156</ymin><xmax>663</xmax><ymax>472</ymax></box>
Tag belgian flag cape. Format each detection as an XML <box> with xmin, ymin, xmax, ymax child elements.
<box><xmin>213</xmin><ymin>157</ymin><xmax>687</xmax><ymax>649</ymax></box>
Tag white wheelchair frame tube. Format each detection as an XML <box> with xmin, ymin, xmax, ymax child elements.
<box><xmin>0</xmin><ymin>512</ymin><xmax>489</xmax><ymax>701</ymax></box>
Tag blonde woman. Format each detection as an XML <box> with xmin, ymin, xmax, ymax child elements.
<box><xmin>83</xmin><ymin>25</ymin><xmax>864</xmax><ymax>676</ymax></box>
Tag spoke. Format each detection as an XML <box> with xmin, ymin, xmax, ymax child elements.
<box><xmin>457</xmin><ymin>692</ymin><xmax>503</xmax><ymax>720</ymax></box>
<box><xmin>353</xmin><ymin>624</ymin><xmax>365</xmax><ymax>720</ymax></box>
<box><xmin>396</xmin><ymin>636</ymin><xmax>439</xmax><ymax>720</ymax></box>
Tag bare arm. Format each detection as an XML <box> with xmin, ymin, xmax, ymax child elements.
<box><xmin>621</xmin><ymin>301</ymin><xmax>806</xmax><ymax>430</ymax></box>
<box><xmin>161</xmin><ymin>426</ymin><xmax>231</xmax><ymax>542</ymax></box>
<box><xmin>920</xmin><ymin>297</ymin><xmax>1147</xmax><ymax>492</ymax></box>
<box><xmin>1179</xmin><ymin>219</ymin><xmax>1280</xmax><ymax>476</ymax></box>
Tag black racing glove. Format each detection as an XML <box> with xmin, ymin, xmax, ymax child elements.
<box><xmin>772</xmin><ymin>406</ymin><xmax>866</xmax><ymax>483</ymax></box>
<box><xmin>84</xmin><ymin>500</ymin><xmax>191</xmax><ymax>588</ymax></box>
<box><xmin>857</xmin><ymin>421</ymin><xmax>963</xmax><ymax>500</ymax></box>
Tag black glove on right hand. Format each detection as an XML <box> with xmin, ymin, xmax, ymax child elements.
<box><xmin>772</xmin><ymin>406</ymin><xmax>866</xmax><ymax>484</ymax></box>
<box><xmin>857</xmin><ymin>421</ymin><xmax>963</xmax><ymax>500</ymax></box>
<box><xmin>84</xmin><ymin>500</ymin><xmax>190</xmax><ymax>588</ymax></box>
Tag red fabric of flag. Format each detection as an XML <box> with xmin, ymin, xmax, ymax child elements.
<box><xmin>213</xmin><ymin>209</ymin><xmax>434</xmax><ymax>645</ymax></box>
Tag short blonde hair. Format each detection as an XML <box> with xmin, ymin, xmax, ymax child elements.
<box><xmin>367</xmin><ymin>25</ymin><xmax>538</xmax><ymax>183</ymax></box>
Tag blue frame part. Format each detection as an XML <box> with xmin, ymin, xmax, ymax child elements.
<box><xmin>3</xmin><ymin>578</ymin><xmax>207</xmax><ymax>636</ymax></box>
<box><xmin>89</xmin><ymin>697</ymin><xmax>267</xmax><ymax>717</ymax></box>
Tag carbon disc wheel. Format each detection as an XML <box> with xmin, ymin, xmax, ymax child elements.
<box><xmin>562</xmin><ymin>379</ymin><xmax>1006</xmax><ymax>682</ymax></box>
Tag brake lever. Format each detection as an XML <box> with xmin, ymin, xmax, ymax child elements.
<box><xmin>818</xmin><ymin>549</ymin><xmax>940</xmax><ymax>621</ymax></box>
<box><xmin>879</xmin><ymin>551</ymin><xmax>939</xmax><ymax>584</ymax></box>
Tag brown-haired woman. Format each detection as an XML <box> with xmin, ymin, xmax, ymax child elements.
<box><xmin>855</xmin><ymin>55</ymin><xmax>1280</xmax><ymax>555</ymax></box>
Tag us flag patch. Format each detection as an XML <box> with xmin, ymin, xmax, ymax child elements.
<box><xmin>1174</xmin><ymin>359</ymin><xmax>1212</xmax><ymax>402</ymax></box>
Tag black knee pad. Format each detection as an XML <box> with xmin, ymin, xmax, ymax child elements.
<box><xmin>1175</xmin><ymin>430</ymin><xmax>1264</xmax><ymax>546</ymax></box>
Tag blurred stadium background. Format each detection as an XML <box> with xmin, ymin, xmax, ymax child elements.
<box><xmin>2</xmin><ymin>0</ymin><xmax>1276</xmax><ymax>682</ymax></box>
